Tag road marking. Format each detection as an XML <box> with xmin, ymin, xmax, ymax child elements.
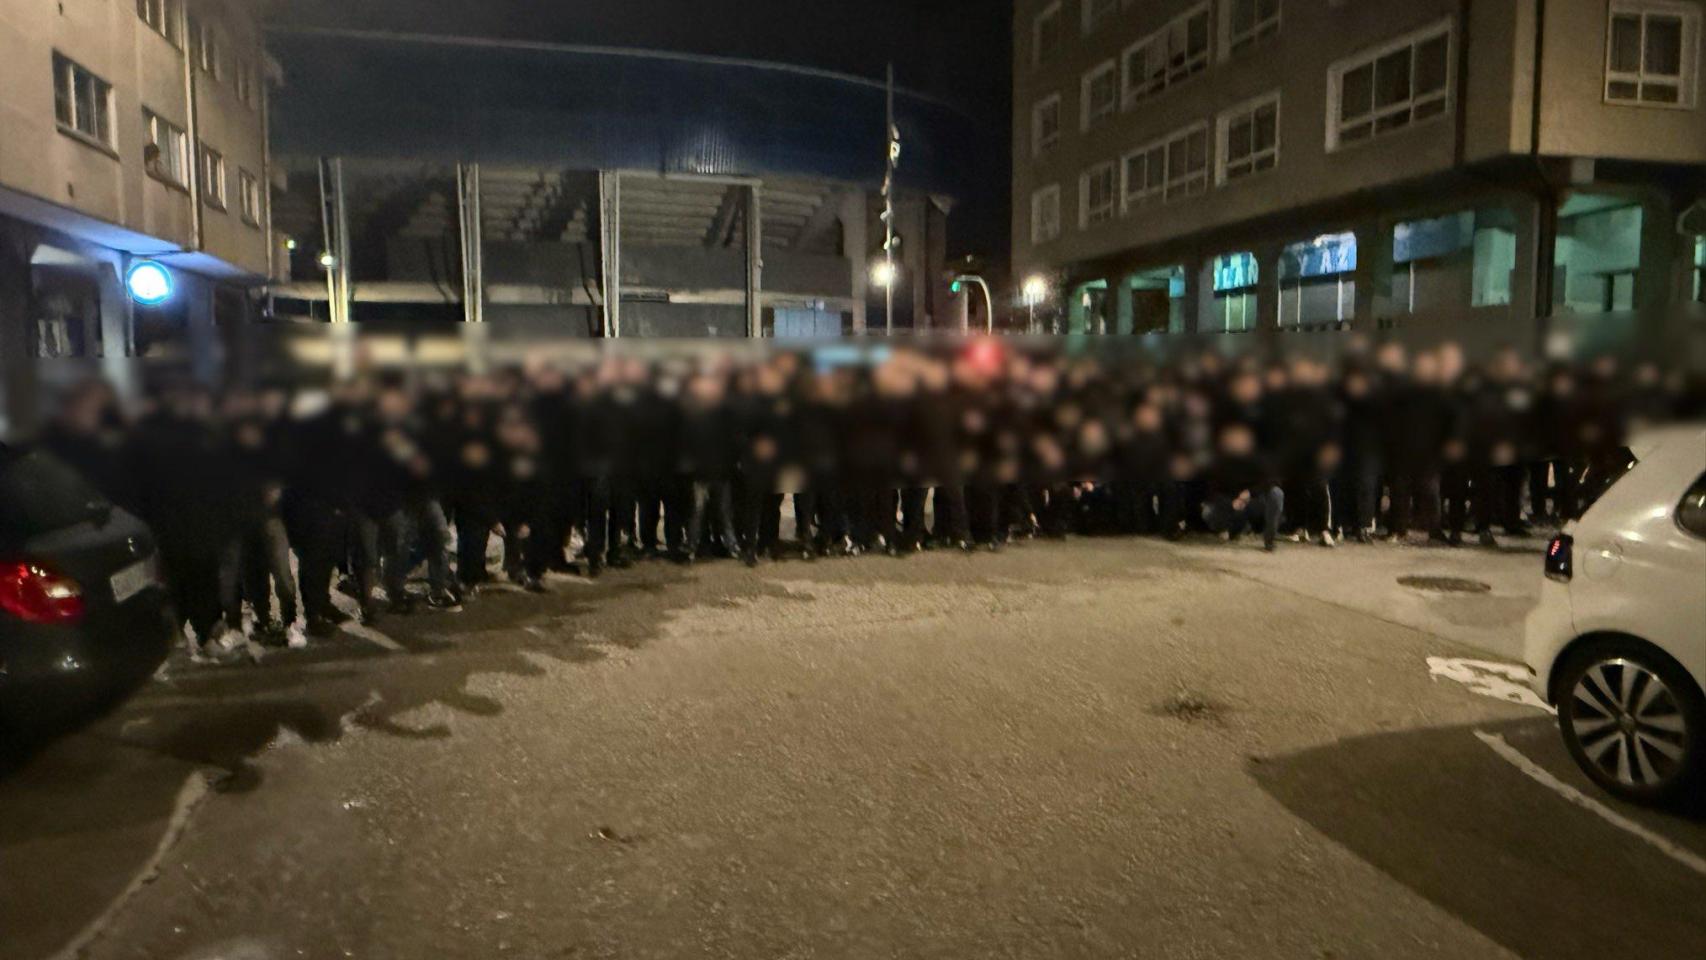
<box><xmin>1427</xmin><ymin>657</ymin><xmax>1554</xmax><ymax>713</ymax></box>
<box><xmin>1474</xmin><ymin>731</ymin><xmax>1706</xmax><ymax>878</ymax></box>
<box><xmin>46</xmin><ymin>772</ymin><xmax>211</xmax><ymax>960</ymax></box>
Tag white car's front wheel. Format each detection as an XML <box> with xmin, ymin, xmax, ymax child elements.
<box><xmin>1556</xmin><ymin>639</ymin><xmax>1705</xmax><ymax>809</ymax></box>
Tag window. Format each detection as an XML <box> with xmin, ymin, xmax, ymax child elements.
<box><xmin>1222</xmin><ymin>0</ymin><xmax>1280</xmax><ymax>58</ymax></box>
<box><xmin>239</xmin><ymin>169</ymin><xmax>261</xmax><ymax>226</ymax></box>
<box><xmin>1080</xmin><ymin>162</ymin><xmax>1117</xmax><ymax>227</ymax></box>
<box><xmin>1123</xmin><ymin>123</ymin><xmax>1209</xmax><ymax>210</ymax></box>
<box><xmin>136</xmin><ymin>0</ymin><xmax>179</xmax><ymax>44</ymax></box>
<box><xmin>1032</xmin><ymin>184</ymin><xmax>1062</xmax><ymax>245</ymax></box>
<box><xmin>1694</xmin><ymin>236</ymin><xmax>1704</xmax><ymax>303</ymax></box>
<box><xmin>200</xmin><ymin>144</ymin><xmax>226</xmax><ymax>210</ymax></box>
<box><xmin>143</xmin><ymin>109</ymin><xmax>189</xmax><ymax>186</ymax></box>
<box><xmin>1217</xmin><ymin>92</ymin><xmax>1279</xmax><ymax>183</ymax></box>
<box><xmin>1606</xmin><ymin>2</ymin><xmax>1700</xmax><ymax>107</ymax></box>
<box><xmin>52</xmin><ymin>54</ymin><xmax>113</xmax><ymax>149</ymax></box>
<box><xmin>1083</xmin><ymin>0</ymin><xmax>1118</xmax><ymax>36</ymax></box>
<box><xmin>1032</xmin><ymin>95</ymin><xmax>1062</xmax><ymax>156</ymax></box>
<box><xmin>1122</xmin><ymin>3</ymin><xmax>1211</xmax><ymax>108</ymax></box>
<box><xmin>1033</xmin><ymin>2</ymin><xmax>1063</xmax><ymax>67</ymax></box>
<box><xmin>188</xmin><ymin>14</ymin><xmax>220</xmax><ymax>77</ymax></box>
<box><xmin>235</xmin><ymin>59</ymin><xmax>255</xmax><ymax>109</ymax></box>
<box><xmin>1212</xmin><ymin>253</ymin><xmax>1261</xmax><ymax>332</ymax></box>
<box><xmin>1328</xmin><ymin>20</ymin><xmax>1452</xmax><ymax>150</ymax></box>
<box><xmin>1081</xmin><ymin>60</ymin><xmax>1118</xmax><ymax>129</ymax></box>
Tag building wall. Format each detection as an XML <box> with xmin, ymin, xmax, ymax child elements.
<box><xmin>0</xmin><ymin>0</ymin><xmax>269</xmax><ymax>276</ymax></box>
<box><xmin>1538</xmin><ymin>0</ymin><xmax>1706</xmax><ymax>162</ymax></box>
<box><xmin>1013</xmin><ymin>0</ymin><xmax>1706</xmax><ymax>276</ymax></box>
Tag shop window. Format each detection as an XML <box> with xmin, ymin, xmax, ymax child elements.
<box><xmin>1212</xmin><ymin>253</ymin><xmax>1259</xmax><ymax>332</ymax></box>
<box><xmin>1279</xmin><ymin>233</ymin><xmax>1356</xmax><ymax>326</ymax></box>
<box><xmin>1554</xmin><ymin>196</ymin><xmax>1644</xmax><ymax>314</ymax></box>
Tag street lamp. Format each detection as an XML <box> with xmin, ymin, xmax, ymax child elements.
<box><xmin>870</xmin><ymin>259</ymin><xmax>899</xmax><ymax>290</ymax></box>
<box><xmin>1021</xmin><ymin>275</ymin><xmax>1049</xmax><ymax>333</ymax></box>
<box><xmin>951</xmin><ymin>274</ymin><xmax>995</xmax><ymax>335</ymax></box>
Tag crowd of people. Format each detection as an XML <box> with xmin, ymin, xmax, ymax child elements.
<box><xmin>30</xmin><ymin>339</ymin><xmax>1700</xmax><ymax>659</ymax></box>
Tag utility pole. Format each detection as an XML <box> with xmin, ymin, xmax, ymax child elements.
<box><xmin>882</xmin><ymin>62</ymin><xmax>898</xmax><ymax>336</ymax></box>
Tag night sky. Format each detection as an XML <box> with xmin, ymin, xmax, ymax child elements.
<box><xmin>263</xmin><ymin>0</ymin><xmax>1014</xmax><ymax>256</ymax></box>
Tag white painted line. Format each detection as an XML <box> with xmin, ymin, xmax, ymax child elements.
<box><xmin>47</xmin><ymin>772</ymin><xmax>211</xmax><ymax>960</ymax></box>
<box><xmin>343</xmin><ymin>622</ymin><xmax>406</xmax><ymax>653</ymax></box>
<box><xmin>1474</xmin><ymin>731</ymin><xmax>1706</xmax><ymax>878</ymax></box>
<box><xmin>1428</xmin><ymin>657</ymin><xmax>1555</xmax><ymax>713</ymax></box>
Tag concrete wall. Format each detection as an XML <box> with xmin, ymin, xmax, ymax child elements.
<box><xmin>0</xmin><ymin>0</ymin><xmax>269</xmax><ymax>276</ymax></box>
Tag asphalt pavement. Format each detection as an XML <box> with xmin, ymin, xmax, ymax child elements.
<box><xmin>2</xmin><ymin>536</ymin><xmax>1702</xmax><ymax>960</ymax></box>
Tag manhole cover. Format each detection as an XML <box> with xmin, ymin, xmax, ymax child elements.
<box><xmin>1398</xmin><ymin>575</ymin><xmax>1492</xmax><ymax>594</ymax></box>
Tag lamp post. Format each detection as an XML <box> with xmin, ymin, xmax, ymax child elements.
<box><xmin>951</xmin><ymin>275</ymin><xmax>995</xmax><ymax>334</ymax></box>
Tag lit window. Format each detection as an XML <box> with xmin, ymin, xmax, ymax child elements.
<box><xmin>199</xmin><ymin>144</ymin><xmax>226</xmax><ymax>210</ymax></box>
<box><xmin>1080</xmin><ymin>161</ymin><xmax>1117</xmax><ymax>227</ymax></box>
<box><xmin>1217</xmin><ymin>92</ymin><xmax>1280</xmax><ymax>183</ymax></box>
<box><xmin>1033</xmin><ymin>2</ymin><xmax>1063</xmax><ymax>67</ymax></box>
<box><xmin>52</xmin><ymin>53</ymin><xmax>114</xmax><ymax>148</ymax></box>
<box><xmin>1123</xmin><ymin>123</ymin><xmax>1209</xmax><ymax>211</ymax></box>
<box><xmin>1082</xmin><ymin>0</ymin><xmax>1118</xmax><ymax>36</ymax></box>
<box><xmin>1222</xmin><ymin>0</ymin><xmax>1280</xmax><ymax>58</ymax></box>
<box><xmin>136</xmin><ymin>0</ymin><xmax>180</xmax><ymax>44</ymax></box>
<box><xmin>1032</xmin><ymin>184</ymin><xmax>1062</xmax><ymax>245</ymax></box>
<box><xmin>1032</xmin><ymin>95</ymin><xmax>1062</xmax><ymax>156</ymax></box>
<box><xmin>1328</xmin><ymin>20</ymin><xmax>1452</xmax><ymax>150</ymax></box>
<box><xmin>1213</xmin><ymin>253</ymin><xmax>1260</xmax><ymax>332</ymax></box>
<box><xmin>239</xmin><ymin>169</ymin><xmax>261</xmax><ymax>226</ymax></box>
<box><xmin>143</xmin><ymin>108</ymin><xmax>189</xmax><ymax>186</ymax></box>
<box><xmin>1081</xmin><ymin>60</ymin><xmax>1118</xmax><ymax>130</ymax></box>
<box><xmin>1606</xmin><ymin>2</ymin><xmax>1700</xmax><ymax>107</ymax></box>
<box><xmin>1122</xmin><ymin>3</ymin><xmax>1211</xmax><ymax>108</ymax></box>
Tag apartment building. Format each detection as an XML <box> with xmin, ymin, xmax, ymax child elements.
<box><xmin>1014</xmin><ymin>0</ymin><xmax>1706</xmax><ymax>359</ymax></box>
<box><xmin>1</xmin><ymin>0</ymin><xmax>272</xmax><ymax>435</ymax></box>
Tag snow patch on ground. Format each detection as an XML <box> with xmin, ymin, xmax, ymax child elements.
<box><xmin>1427</xmin><ymin>656</ymin><xmax>1554</xmax><ymax>713</ymax></box>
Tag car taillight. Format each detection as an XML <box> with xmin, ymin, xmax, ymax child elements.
<box><xmin>0</xmin><ymin>562</ymin><xmax>86</xmax><ymax>624</ymax></box>
<box><xmin>1544</xmin><ymin>534</ymin><xmax>1573</xmax><ymax>582</ymax></box>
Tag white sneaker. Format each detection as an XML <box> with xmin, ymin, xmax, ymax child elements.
<box><xmin>285</xmin><ymin>623</ymin><xmax>308</xmax><ymax>649</ymax></box>
<box><xmin>1319</xmin><ymin>530</ymin><xmax>1338</xmax><ymax>548</ymax></box>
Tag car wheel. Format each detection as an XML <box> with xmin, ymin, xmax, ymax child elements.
<box><xmin>1556</xmin><ymin>638</ymin><xmax>1705</xmax><ymax>808</ymax></box>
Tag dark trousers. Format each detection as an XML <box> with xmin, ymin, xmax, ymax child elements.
<box><xmin>456</xmin><ymin>514</ymin><xmax>496</xmax><ymax>585</ymax></box>
<box><xmin>1290</xmin><ymin>477</ymin><xmax>1333</xmax><ymax>534</ymax></box>
<box><xmin>164</xmin><ymin>548</ymin><xmax>225</xmax><ymax>641</ymax></box>
<box><xmin>930</xmin><ymin>484</ymin><xmax>970</xmax><ymax>544</ymax></box>
<box><xmin>285</xmin><ymin>498</ymin><xmax>346</xmax><ymax>622</ymax></box>
<box><xmin>1388</xmin><ymin>466</ymin><xmax>1442</xmax><ymax>537</ymax></box>
<box><xmin>1341</xmin><ymin>458</ymin><xmax>1382</xmax><ymax>534</ymax></box>
<box><xmin>1203</xmin><ymin>487</ymin><xmax>1285</xmax><ymax>547</ymax></box>
<box><xmin>223</xmin><ymin>516</ymin><xmax>299</xmax><ymax>627</ymax></box>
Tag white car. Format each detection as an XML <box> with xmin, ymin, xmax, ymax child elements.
<box><xmin>1524</xmin><ymin>424</ymin><xmax>1706</xmax><ymax>808</ymax></box>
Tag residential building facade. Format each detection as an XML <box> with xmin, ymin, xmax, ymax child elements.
<box><xmin>1</xmin><ymin>0</ymin><xmax>273</xmax><ymax>436</ymax></box>
<box><xmin>1014</xmin><ymin>0</ymin><xmax>1706</xmax><ymax>360</ymax></box>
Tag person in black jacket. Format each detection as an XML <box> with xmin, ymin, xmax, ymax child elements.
<box><xmin>1385</xmin><ymin>350</ymin><xmax>1450</xmax><ymax>543</ymax></box>
<box><xmin>126</xmin><ymin>382</ymin><xmax>241</xmax><ymax>652</ymax></box>
<box><xmin>1201</xmin><ymin>421</ymin><xmax>1284</xmax><ymax>551</ymax></box>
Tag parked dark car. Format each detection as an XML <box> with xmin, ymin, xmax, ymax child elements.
<box><xmin>0</xmin><ymin>443</ymin><xmax>175</xmax><ymax>748</ymax></box>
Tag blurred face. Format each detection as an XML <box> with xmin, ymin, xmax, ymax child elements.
<box><xmin>1219</xmin><ymin>424</ymin><xmax>1254</xmax><ymax>456</ymax></box>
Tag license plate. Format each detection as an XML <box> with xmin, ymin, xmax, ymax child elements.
<box><xmin>110</xmin><ymin>558</ymin><xmax>158</xmax><ymax>604</ymax></box>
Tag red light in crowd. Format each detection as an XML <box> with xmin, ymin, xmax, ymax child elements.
<box><xmin>966</xmin><ymin>340</ymin><xmax>1004</xmax><ymax>373</ymax></box>
<box><xmin>0</xmin><ymin>562</ymin><xmax>86</xmax><ymax>624</ymax></box>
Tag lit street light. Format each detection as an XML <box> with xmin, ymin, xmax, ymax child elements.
<box><xmin>870</xmin><ymin>260</ymin><xmax>899</xmax><ymax>290</ymax></box>
<box><xmin>1021</xmin><ymin>275</ymin><xmax>1049</xmax><ymax>333</ymax></box>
